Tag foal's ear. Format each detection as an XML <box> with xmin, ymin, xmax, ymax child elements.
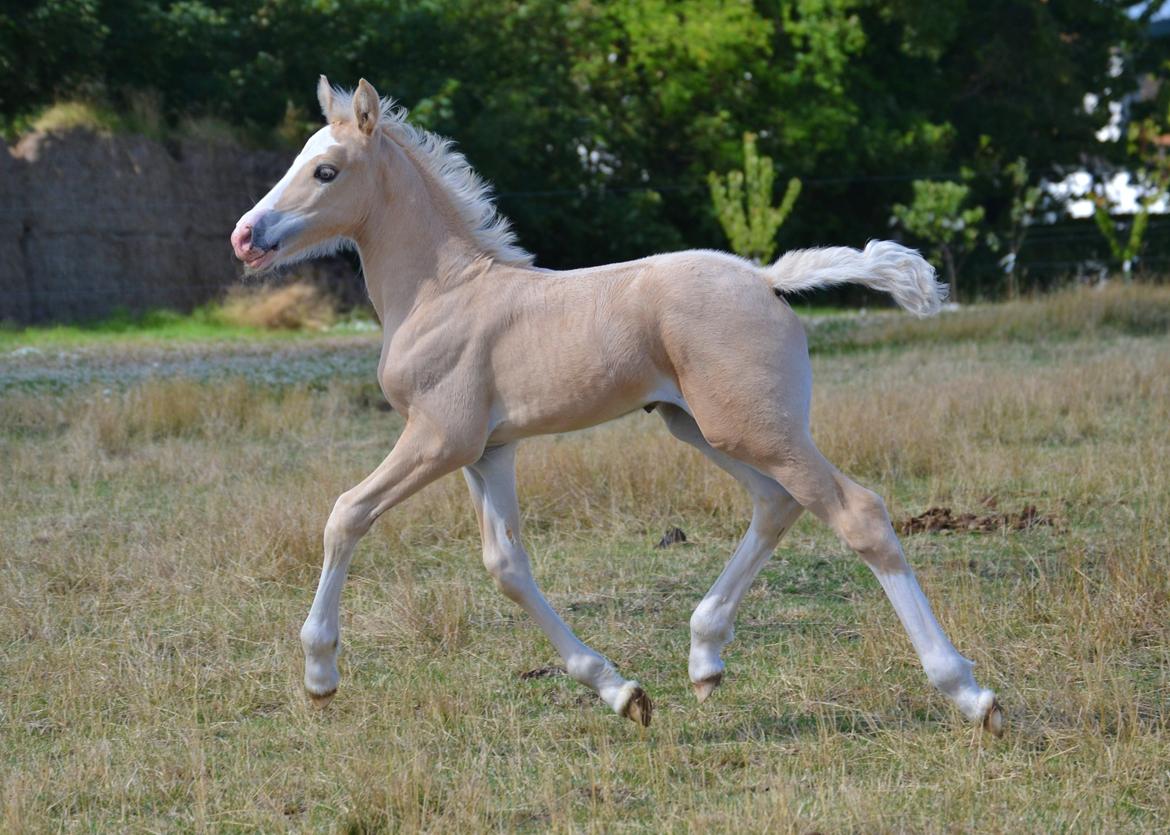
<box><xmin>353</xmin><ymin>78</ymin><xmax>380</xmax><ymax>136</ymax></box>
<box><xmin>317</xmin><ymin>75</ymin><xmax>335</xmax><ymax>120</ymax></box>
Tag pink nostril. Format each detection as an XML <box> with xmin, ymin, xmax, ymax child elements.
<box><xmin>231</xmin><ymin>223</ymin><xmax>254</xmax><ymax>258</ymax></box>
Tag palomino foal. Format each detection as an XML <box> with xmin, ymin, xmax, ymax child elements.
<box><xmin>231</xmin><ymin>78</ymin><xmax>1003</xmax><ymax>735</ymax></box>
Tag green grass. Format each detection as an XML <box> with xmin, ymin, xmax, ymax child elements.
<box><xmin>2</xmin><ymin>292</ymin><xmax>1169</xmax><ymax>831</ymax></box>
<box><xmin>0</xmin><ymin>307</ymin><xmax>378</xmax><ymax>353</ymax></box>
<box><xmin>0</xmin><ymin>308</ymin><xmax>260</xmax><ymax>350</ymax></box>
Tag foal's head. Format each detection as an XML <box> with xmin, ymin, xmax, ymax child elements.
<box><xmin>230</xmin><ymin>77</ymin><xmax>387</xmax><ymax>271</ymax></box>
<box><xmin>232</xmin><ymin>77</ymin><xmax>531</xmax><ymax>273</ymax></box>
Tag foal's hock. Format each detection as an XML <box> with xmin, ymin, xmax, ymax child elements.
<box><xmin>230</xmin><ymin>77</ymin><xmax>1003</xmax><ymax>736</ymax></box>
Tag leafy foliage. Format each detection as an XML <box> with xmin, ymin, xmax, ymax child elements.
<box><xmin>986</xmin><ymin>158</ymin><xmax>1045</xmax><ymax>297</ymax></box>
<box><xmin>892</xmin><ymin>180</ymin><xmax>985</xmax><ymax>300</ymax></box>
<box><xmin>0</xmin><ymin>0</ymin><xmax>1165</xmax><ymax>290</ymax></box>
<box><xmin>1091</xmin><ymin>102</ymin><xmax>1170</xmax><ymax>276</ymax></box>
<box><xmin>708</xmin><ymin>133</ymin><xmax>801</xmax><ymax>264</ymax></box>
<box><xmin>1094</xmin><ymin>200</ymin><xmax>1151</xmax><ymax>277</ymax></box>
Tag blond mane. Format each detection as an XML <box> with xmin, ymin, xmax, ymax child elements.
<box><xmin>325</xmin><ymin>85</ymin><xmax>534</xmax><ymax>267</ymax></box>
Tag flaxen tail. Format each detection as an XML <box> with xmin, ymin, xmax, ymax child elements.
<box><xmin>766</xmin><ymin>240</ymin><xmax>947</xmax><ymax>317</ymax></box>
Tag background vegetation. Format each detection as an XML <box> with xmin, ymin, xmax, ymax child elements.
<box><xmin>6</xmin><ymin>1</ymin><xmax>1170</xmax><ymax>297</ymax></box>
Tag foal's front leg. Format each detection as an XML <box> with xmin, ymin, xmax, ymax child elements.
<box><xmin>301</xmin><ymin>419</ymin><xmax>478</xmax><ymax>705</ymax></box>
<box><xmin>464</xmin><ymin>444</ymin><xmax>652</xmax><ymax>726</ymax></box>
<box><xmin>657</xmin><ymin>405</ymin><xmax>804</xmax><ymax>701</ymax></box>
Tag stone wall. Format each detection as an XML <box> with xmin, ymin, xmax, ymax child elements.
<box><xmin>0</xmin><ymin>129</ymin><xmax>357</xmax><ymax>324</ymax></box>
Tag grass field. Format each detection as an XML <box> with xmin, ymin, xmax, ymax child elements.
<box><xmin>2</xmin><ymin>286</ymin><xmax>1168</xmax><ymax>831</ymax></box>
<box><xmin>0</xmin><ymin>281</ymin><xmax>376</xmax><ymax>354</ymax></box>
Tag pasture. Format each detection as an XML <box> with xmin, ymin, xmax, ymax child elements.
<box><xmin>2</xmin><ymin>286</ymin><xmax>1168</xmax><ymax>832</ymax></box>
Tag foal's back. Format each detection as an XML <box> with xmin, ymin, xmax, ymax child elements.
<box><xmin>465</xmin><ymin>249</ymin><xmax>808</xmax><ymax>444</ymax></box>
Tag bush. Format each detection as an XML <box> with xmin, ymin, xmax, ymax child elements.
<box><xmin>214</xmin><ymin>280</ymin><xmax>338</xmax><ymax>331</ymax></box>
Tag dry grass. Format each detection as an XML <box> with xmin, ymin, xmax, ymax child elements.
<box><xmin>215</xmin><ymin>280</ymin><xmax>340</xmax><ymax>331</ymax></box>
<box><xmin>2</xmin><ymin>299</ymin><xmax>1168</xmax><ymax>831</ymax></box>
<box><xmin>808</xmin><ymin>280</ymin><xmax>1170</xmax><ymax>353</ymax></box>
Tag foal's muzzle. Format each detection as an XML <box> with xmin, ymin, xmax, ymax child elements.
<box><xmin>231</xmin><ymin>210</ymin><xmax>304</xmax><ymax>271</ymax></box>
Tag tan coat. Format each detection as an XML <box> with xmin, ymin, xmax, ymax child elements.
<box><xmin>229</xmin><ymin>78</ymin><xmax>1002</xmax><ymax>735</ymax></box>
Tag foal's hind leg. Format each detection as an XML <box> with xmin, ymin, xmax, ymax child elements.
<box><xmin>746</xmin><ymin>435</ymin><xmax>1002</xmax><ymax>733</ymax></box>
<box><xmin>464</xmin><ymin>444</ymin><xmax>652</xmax><ymax>726</ymax></box>
<box><xmin>657</xmin><ymin>404</ymin><xmax>803</xmax><ymax>702</ymax></box>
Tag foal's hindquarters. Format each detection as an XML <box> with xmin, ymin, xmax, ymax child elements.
<box><xmin>650</xmin><ymin>267</ymin><xmax>1002</xmax><ymax>733</ymax></box>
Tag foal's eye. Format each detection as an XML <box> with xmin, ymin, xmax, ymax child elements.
<box><xmin>314</xmin><ymin>164</ymin><xmax>338</xmax><ymax>183</ymax></box>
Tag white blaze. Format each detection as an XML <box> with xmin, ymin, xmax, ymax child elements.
<box><xmin>245</xmin><ymin>126</ymin><xmax>340</xmax><ymax>219</ymax></box>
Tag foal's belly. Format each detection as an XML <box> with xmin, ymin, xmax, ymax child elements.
<box><xmin>480</xmin><ymin>275</ymin><xmax>681</xmax><ymax>444</ymax></box>
<box><xmin>484</xmin><ymin>374</ymin><xmax>686</xmax><ymax>444</ymax></box>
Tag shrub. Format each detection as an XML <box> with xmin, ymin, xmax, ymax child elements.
<box><xmin>214</xmin><ymin>280</ymin><xmax>338</xmax><ymax>331</ymax></box>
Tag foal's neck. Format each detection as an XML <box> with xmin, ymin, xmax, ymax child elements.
<box><xmin>353</xmin><ymin>149</ymin><xmax>491</xmax><ymax>335</ymax></box>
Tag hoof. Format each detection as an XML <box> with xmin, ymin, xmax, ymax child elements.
<box><xmin>982</xmin><ymin>698</ymin><xmax>1004</xmax><ymax>737</ymax></box>
<box><xmin>692</xmin><ymin>673</ymin><xmax>723</xmax><ymax>704</ymax></box>
<box><xmin>623</xmin><ymin>687</ymin><xmax>653</xmax><ymax>727</ymax></box>
<box><xmin>307</xmin><ymin>688</ymin><xmax>337</xmax><ymax>709</ymax></box>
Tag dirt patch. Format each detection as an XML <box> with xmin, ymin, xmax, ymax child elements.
<box><xmin>519</xmin><ymin>666</ymin><xmax>565</xmax><ymax>680</ymax></box>
<box><xmin>896</xmin><ymin>504</ymin><xmax>1059</xmax><ymax>535</ymax></box>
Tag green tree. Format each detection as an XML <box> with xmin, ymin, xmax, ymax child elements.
<box><xmin>892</xmin><ymin>180</ymin><xmax>985</xmax><ymax>300</ymax></box>
<box><xmin>1</xmin><ymin>0</ymin><xmax>1161</xmax><ymax>279</ymax></box>
<box><xmin>986</xmin><ymin>158</ymin><xmax>1044</xmax><ymax>298</ymax></box>
<box><xmin>708</xmin><ymin>133</ymin><xmax>801</xmax><ymax>264</ymax></box>
<box><xmin>1093</xmin><ymin>198</ymin><xmax>1150</xmax><ymax>278</ymax></box>
<box><xmin>1092</xmin><ymin>106</ymin><xmax>1170</xmax><ymax>277</ymax></box>
<box><xmin>0</xmin><ymin>0</ymin><xmax>106</xmax><ymax>116</ymax></box>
